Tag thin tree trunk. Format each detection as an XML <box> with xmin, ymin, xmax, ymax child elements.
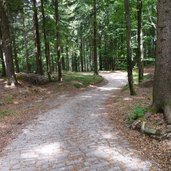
<box><xmin>0</xmin><ymin>1</ymin><xmax>17</xmax><ymax>85</ymax></box>
<box><xmin>33</xmin><ymin>0</ymin><xmax>43</xmax><ymax>75</ymax></box>
<box><xmin>22</xmin><ymin>15</ymin><xmax>30</xmax><ymax>73</ymax></box>
<box><xmin>124</xmin><ymin>0</ymin><xmax>136</xmax><ymax>95</ymax></box>
<box><xmin>54</xmin><ymin>0</ymin><xmax>62</xmax><ymax>82</ymax></box>
<box><xmin>93</xmin><ymin>0</ymin><xmax>98</xmax><ymax>75</ymax></box>
<box><xmin>80</xmin><ymin>28</ymin><xmax>84</xmax><ymax>72</ymax></box>
<box><xmin>0</xmin><ymin>26</ymin><xmax>6</xmax><ymax>76</ymax></box>
<box><xmin>137</xmin><ymin>0</ymin><xmax>143</xmax><ymax>83</ymax></box>
<box><xmin>41</xmin><ymin>0</ymin><xmax>51</xmax><ymax>81</ymax></box>
<box><xmin>12</xmin><ymin>35</ymin><xmax>20</xmax><ymax>73</ymax></box>
<box><xmin>99</xmin><ymin>35</ymin><xmax>103</xmax><ymax>71</ymax></box>
<box><xmin>65</xmin><ymin>46</ymin><xmax>69</xmax><ymax>71</ymax></box>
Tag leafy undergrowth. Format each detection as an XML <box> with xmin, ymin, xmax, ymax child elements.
<box><xmin>107</xmin><ymin>68</ymin><xmax>171</xmax><ymax>171</ymax></box>
<box><xmin>0</xmin><ymin>72</ymin><xmax>103</xmax><ymax>153</ymax></box>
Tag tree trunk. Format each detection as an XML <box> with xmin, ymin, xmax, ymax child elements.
<box><xmin>54</xmin><ymin>0</ymin><xmax>62</xmax><ymax>82</ymax></box>
<box><xmin>33</xmin><ymin>0</ymin><xmax>43</xmax><ymax>75</ymax></box>
<box><xmin>0</xmin><ymin>0</ymin><xmax>17</xmax><ymax>85</ymax></box>
<box><xmin>124</xmin><ymin>0</ymin><xmax>136</xmax><ymax>95</ymax></box>
<box><xmin>41</xmin><ymin>0</ymin><xmax>51</xmax><ymax>81</ymax></box>
<box><xmin>99</xmin><ymin>36</ymin><xmax>103</xmax><ymax>71</ymax></box>
<box><xmin>12</xmin><ymin>34</ymin><xmax>20</xmax><ymax>73</ymax></box>
<box><xmin>65</xmin><ymin>46</ymin><xmax>69</xmax><ymax>71</ymax></box>
<box><xmin>93</xmin><ymin>0</ymin><xmax>98</xmax><ymax>75</ymax></box>
<box><xmin>0</xmin><ymin>26</ymin><xmax>6</xmax><ymax>76</ymax></box>
<box><xmin>22</xmin><ymin>15</ymin><xmax>31</xmax><ymax>73</ymax></box>
<box><xmin>153</xmin><ymin>0</ymin><xmax>171</xmax><ymax>126</ymax></box>
<box><xmin>80</xmin><ymin>28</ymin><xmax>84</xmax><ymax>72</ymax></box>
<box><xmin>137</xmin><ymin>0</ymin><xmax>144</xmax><ymax>83</ymax></box>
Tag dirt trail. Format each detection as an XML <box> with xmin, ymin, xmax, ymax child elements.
<box><xmin>0</xmin><ymin>72</ymin><xmax>158</xmax><ymax>171</ymax></box>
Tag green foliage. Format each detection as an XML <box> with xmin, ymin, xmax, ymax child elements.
<box><xmin>128</xmin><ymin>106</ymin><xmax>147</xmax><ymax>124</ymax></box>
<box><xmin>63</xmin><ymin>72</ymin><xmax>103</xmax><ymax>88</ymax></box>
<box><xmin>0</xmin><ymin>0</ymin><xmax>157</xmax><ymax>79</ymax></box>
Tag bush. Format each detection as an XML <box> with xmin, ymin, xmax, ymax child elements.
<box><xmin>128</xmin><ymin>106</ymin><xmax>147</xmax><ymax>124</ymax></box>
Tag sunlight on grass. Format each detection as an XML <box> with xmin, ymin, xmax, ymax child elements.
<box><xmin>63</xmin><ymin>72</ymin><xmax>103</xmax><ymax>88</ymax></box>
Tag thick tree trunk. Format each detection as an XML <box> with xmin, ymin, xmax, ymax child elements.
<box><xmin>137</xmin><ymin>0</ymin><xmax>144</xmax><ymax>83</ymax></box>
<box><xmin>0</xmin><ymin>0</ymin><xmax>17</xmax><ymax>85</ymax></box>
<box><xmin>153</xmin><ymin>0</ymin><xmax>171</xmax><ymax>127</ymax></box>
<box><xmin>41</xmin><ymin>0</ymin><xmax>51</xmax><ymax>80</ymax></box>
<box><xmin>124</xmin><ymin>0</ymin><xmax>136</xmax><ymax>95</ymax></box>
<box><xmin>54</xmin><ymin>0</ymin><xmax>62</xmax><ymax>82</ymax></box>
<box><xmin>33</xmin><ymin>0</ymin><xmax>43</xmax><ymax>75</ymax></box>
<box><xmin>93</xmin><ymin>0</ymin><xmax>98</xmax><ymax>75</ymax></box>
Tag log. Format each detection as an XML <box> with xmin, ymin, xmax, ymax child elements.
<box><xmin>141</xmin><ymin>121</ymin><xmax>161</xmax><ymax>136</ymax></box>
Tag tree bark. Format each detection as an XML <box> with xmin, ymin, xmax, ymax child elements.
<box><xmin>22</xmin><ymin>15</ymin><xmax>31</xmax><ymax>73</ymax></box>
<box><xmin>153</xmin><ymin>0</ymin><xmax>171</xmax><ymax>126</ymax></box>
<box><xmin>0</xmin><ymin>0</ymin><xmax>17</xmax><ymax>85</ymax></box>
<box><xmin>124</xmin><ymin>0</ymin><xmax>136</xmax><ymax>95</ymax></box>
<box><xmin>137</xmin><ymin>0</ymin><xmax>144</xmax><ymax>83</ymax></box>
<box><xmin>12</xmin><ymin>34</ymin><xmax>20</xmax><ymax>73</ymax></box>
<box><xmin>33</xmin><ymin>0</ymin><xmax>43</xmax><ymax>75</ymax></box>
<box><xmin>80</xmin><ymin>27</ymin><xmax>84</xmax><ymax>72</ymax></box>
<box><xmin>0</xmin><ymin>25</ymin><xmax>6</xmax><ymax>76</ymax></box>
<box><xmin>54</xmin><ymin>0</ymin><xmax>62</xmax><ymax>82</ymax></box>
<box><xmin>93</xmin><ymin>0</ymin><xmax>98</xmax><ymax>75</ymax></box>
<box><xmin>41</xmin><ymin>0</ymin><xmax>51</xmax><ymax>80</ymax></box>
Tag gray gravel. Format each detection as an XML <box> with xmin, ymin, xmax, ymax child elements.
<box><xmin>0</xmin><ymin>72</ymin><xmax>157</xmax><ymax>171</ymax></box>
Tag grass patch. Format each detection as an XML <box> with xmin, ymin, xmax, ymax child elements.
<box><xmin>4</xmin><ymin>95</ymin><xmax>14</xmax><ymax>104</ymax></box>
<box><xmin>0</xmin><ymin>109</ymin><xmax>11</xmax><ymax>117</ymax></box>
<box><xmin>128</xmin><ymin>106</ymin><xmax>147</xmax><ymax>124</ymax></box>
<box><xmin>63</xmin><ymin>72</ymin><xmax>103</xmax><ymax>88</ymax></box>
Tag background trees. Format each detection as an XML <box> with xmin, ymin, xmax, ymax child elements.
<box><xmin>0</xmin><ymin>0</ymin><xmax>157</xmax><ymax>86</ymax></box>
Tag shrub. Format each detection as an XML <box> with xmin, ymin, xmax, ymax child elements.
<box><xmin>128</xmin><ymin>106</ymin><xmax>147</xmax><ymax>124</ymax></box>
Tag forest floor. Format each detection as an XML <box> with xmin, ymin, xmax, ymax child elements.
<box><xmin>0</xmin><ymin>69</ymin><xmax>170</xmax><ymax>170</ymax></box>
<box><xmin>107</xmin><ymin>67</ymin><xmax>171</xmax><ymax>170</ymax></box>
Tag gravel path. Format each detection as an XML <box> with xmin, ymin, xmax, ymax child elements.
<box><xmin>0</xmin><ymin>72</ymin><xmax>156</xmax><ymax>171</ymax></box>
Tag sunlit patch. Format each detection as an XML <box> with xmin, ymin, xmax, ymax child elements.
<box><xmin>97</xmin><ymin>87</ymin><xmax>121</xmax><ymax>91</ymax></box>
<box><xmin>102</xmin><ymin>133</ymin><xmax>113</xmax><ymax>139</ymax></box>
<box><xmin>81</xmin><ymin>95</ymin><xmax>92</xmax><ymax>98</ymax></box>
<box><xmin>93</xmin><ymin>145</ymin><xmax>152</xmax><ymax>170</ymax></box>
<box><xmin>123</xmin><ymin>97</ymin><xmax>132</xmax><ymax>101</ymax></box>
<box><xmin>21</xmin><ymin>143</ymin><xmax>61</xmax><ymax>159</ymax></box>
<box><xmin>0</xmin><ymin>123</ymin><xmax>8</xmax><ymax>129</ymax></box>
<box><xmin>4</xmin><ymin>82</ymin><xmax>16</xmax><ymax>89</ymax></box>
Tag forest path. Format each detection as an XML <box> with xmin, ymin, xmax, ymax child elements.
<box><xmin>0</xmin><ymin>72</ymin><xmax>155</xmax><ymax>171</ymax></box>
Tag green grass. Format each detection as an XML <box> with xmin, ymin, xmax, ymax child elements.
<box><xmin>128</xmin><ymin>106</ymin><xmax>147</xmax><ymax>124</ymax></box>
<box><xmin>122</xmin><ymin>69</ymin><xmax>153</xmax><ymax>91</ymax></box>
<box><xmin>63</xmin><ymin>72</ymin><xmax>103</xmax><ymax>88</ymax></box>
<box><xmin>0</xmin><ymin>109</ymin><xmax>11</xmax><ymax>117</ymax></box>
<box><xmin>4</xmin><ymin>95</ymin><xmax>14</xmax><ymax>104</ymax></box>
